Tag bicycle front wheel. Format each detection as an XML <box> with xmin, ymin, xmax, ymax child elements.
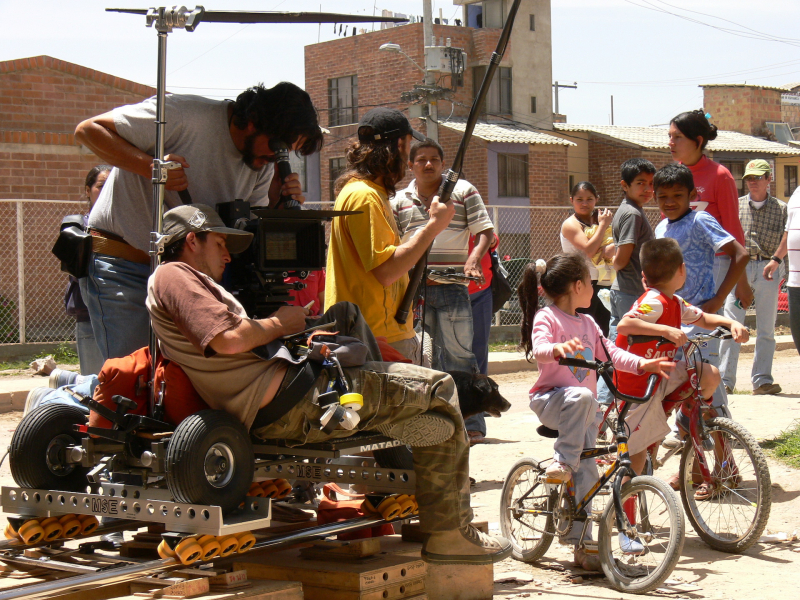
<box><xmin>679</xmin><ymin>417</ymin><xmax>771</xmax><ymax>553</ymax></box>
<box><xmin>499</xmin><ymin>457</ymin><xmax>557</xmax><ymax>563</ymax></box>
<box><xmin>598</xmin><ymin>475</ymin><xmax>684</xmax><ymax>594</ymax></box>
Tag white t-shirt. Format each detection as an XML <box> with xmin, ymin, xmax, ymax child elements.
<box><xmin>88</xmin><ymin>94</ymin><xmax>273</xmax><ymax>252</ymax></box>
<box><xmin>786</xmin><ymin>187</ymin><xmax>800</xmax><ymax>287</ymax></box>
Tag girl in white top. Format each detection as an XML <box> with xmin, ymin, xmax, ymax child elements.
<box><xmin>560</xmin><ymin>181</ymin><xmax>615</xmax><ymax>335</ymax></box>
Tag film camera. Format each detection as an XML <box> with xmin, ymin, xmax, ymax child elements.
<box><xmin>216</xmin><ymin>200</ymin><xmax>354</xmax><ymax>318</ymax></box>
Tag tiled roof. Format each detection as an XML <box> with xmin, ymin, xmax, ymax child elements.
<box><xmin>701</xmin><ymin>83</ymin><xmax>789</xmax><ymax>93</ymax></box>
<box><xmin>553</xmin><ymin>123</ymin><xmax>800</xmax><ymax>155</ymax></box>
<box><xmin>440</xmin><ymin>119</ymin><xmax>574</xmax><ymax>146</ymax></box>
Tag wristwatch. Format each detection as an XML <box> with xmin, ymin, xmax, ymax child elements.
<box><xmin>770</xmin><ymin>255</ymin><xmax>783</xmax><ymax>264</ymax></box>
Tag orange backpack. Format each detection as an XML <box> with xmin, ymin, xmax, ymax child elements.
<box><xmin>89</xmin><ymin>347</ymin><xmax>209</xmax><ymax>429</ymax></box>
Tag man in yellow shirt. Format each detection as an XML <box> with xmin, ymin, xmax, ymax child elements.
<box><xmin>326</xmin><ymin>108</ymin><xmax>455</xmax><ymax>363</ymax></box>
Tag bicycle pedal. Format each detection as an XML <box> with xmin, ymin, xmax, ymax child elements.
<box><xmin>537</xmin><ymin>475</ymin><xmax>568</xmax><ymax>485</ymax></box>
<box><xmin>581</xmin><ymin>541</ymin><xmax>599</xmax><ymax>555</ymax></box>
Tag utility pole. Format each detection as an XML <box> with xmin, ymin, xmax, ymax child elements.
<box><xmin>611</xmin><ymin>95</ymin><xmax>614</xmax><ymax>125</ymax></box>
<box><xmin>552</xmin><ymin>80</ymin><xmax>577</xmax><ymax>115</ymax></box>
<box><xmin>423</xmin><ymin>0</ymin><xmax>438</xmax><ymax>141</ymax></box>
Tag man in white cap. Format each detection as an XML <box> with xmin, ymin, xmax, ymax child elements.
<box><xmin>720</xmin><ymin>159</ymin><xmax>787</xmax><ymax>395</ymax></box>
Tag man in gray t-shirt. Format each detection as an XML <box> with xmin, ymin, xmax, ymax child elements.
<box><xmin>74</xmin><ymin>82</ymin><xmax>323</xmax><ymax>363</ymax></box>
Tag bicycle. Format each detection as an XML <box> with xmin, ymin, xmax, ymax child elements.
<box><xmin>630</xmin><ymin>327</ymin><xmax>772</xmax><ymax>553</ymax></box>
<box><xmin>500</xmin><ymin>356</ymin><xmax>685</xmax><ymax>594</ymax></box>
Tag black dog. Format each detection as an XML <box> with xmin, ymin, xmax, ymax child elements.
<box><xmin>447</xmin><ymin>371</ymin><xmax>511</xmax><ymax>419</ymax></box>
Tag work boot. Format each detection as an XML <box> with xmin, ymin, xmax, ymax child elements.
<box><xmin>377</xmin><ymin>412</ymin><xmax>455</xmax><ymax>447</ymax></box>
<box><xmin>23</xmin><ymin>388</ymin><xmax>51</xmax><ymax>416</ymax></box>
<box><xmin>753</xmin><ymin>383</ymin><xmax>781</xmax><ymax>395</ymax></box>
<box><xmin>48</xmin><ymin>368</ymin><xmax>82</xmax><ymax>389</ymax></box>
<box><xmin>422</xmin><ymin>524</ymin><xmax>512</xmax><ymax>564</ymax></box>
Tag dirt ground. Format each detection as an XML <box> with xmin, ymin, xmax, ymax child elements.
<box><xmin>0</xmin><ymin>351</ymin><xmax>798</xmax><ymax>598</ymax></box>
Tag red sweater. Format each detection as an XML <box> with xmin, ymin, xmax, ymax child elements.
<box><xmin>686</xmin><ymin>155</ymin><xmax>745</xmax><ymax>246</ymax></box>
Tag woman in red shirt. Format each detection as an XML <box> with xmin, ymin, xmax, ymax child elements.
<box><xmin>668</xmin><ymin>110</ymin><xmax>751</xmax><ymax>314</ymax></box>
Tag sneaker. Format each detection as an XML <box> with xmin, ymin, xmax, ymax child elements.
<box><xmin>753</xmin><ymin>383</ymin><xmax>781</xmax><ymax>395</ymax></box>
<box><xmin>422</xmin><ymin>524</ymin><xmax>512</xmax><ymax>564</ymax></box>
<box><xmin>48</xmin><ymin>368</ymin><xmax>82</xmax><ymax>389</ymax></box>
<box><xmin>467</xmin><ymin>430</ymin><xmax>485</xmax><ymax>446</ymax></box>
<box><xmin>544</xmin><ymin>461</ymin><xmax>573</xmax><ymax>483</ymax></box>
<box><xmin>661</xmin><ymin>431</ymin><xmax>683</xmax><ymax>450</ymax></box>
<box><xmin>23</xmin><ymin>387</ymin><xmax>51</xmax><ymax>416</ymax></box>
<box><xmin>376</xmin><ymin>412</ymin><xmax>455</xmax><ymax>447</ymax></box>
<box><xmin>724</xmin><ymin>385</ymin><xmax>733</xmax><ymax>394</ymax></box>
<box><xmin>618</xmin><ymin>532</ymin><xmax>645</xmax><ymax>555</ymax></box>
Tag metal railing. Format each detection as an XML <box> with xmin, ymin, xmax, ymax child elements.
<box><xmin>0</xmin><ymin>199</ymin><xmax>89</xmax><ymax>345</ymax></box>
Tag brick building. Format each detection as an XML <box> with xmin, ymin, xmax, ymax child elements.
<box><xmin>0</xmin><ymin>55</ymin><xmax>153</xmax><ymax>343</ymax></box>
<box><xmin>303</xmin><ymin>0</ymin><xmax>571</xmax><ymax>209</ymax></box>
<box><xmin>552</xmin><ymin>123</ymin><xmax>800</xmax><ymax>205</ymax></box>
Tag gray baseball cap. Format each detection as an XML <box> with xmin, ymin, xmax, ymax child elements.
<box><xmin>162</xmin><ymin>204</ymin><xmax>253</xmax><ymax>254</ymax></box>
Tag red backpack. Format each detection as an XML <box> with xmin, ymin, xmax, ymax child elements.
<box><xmin>89</xmin><ymin>347</ymin><xmax>209</xmax><ymax>429</ymax></box>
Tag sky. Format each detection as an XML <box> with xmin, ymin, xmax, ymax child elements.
<box><xmin>1</xmin><ymin>0</ymin><xmax>800</xmax><ymax>127</ymax></box>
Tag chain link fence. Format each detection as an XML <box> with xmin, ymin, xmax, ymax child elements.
<box><xmin>0</xmin><ymin>200</ymin><xmax>88</xmax><ymax>345</ymax></box>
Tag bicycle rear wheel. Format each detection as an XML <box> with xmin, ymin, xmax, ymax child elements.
<box><xmin>499</xmin><ymin>457</ymin><xmax>557</xmax><ymax>563</ymax></box>
<box><xmin>679</xmin><ymin>417</ymin><xmax>771</xmax><ymax>553</ymax></box>
<box><xmin>598</xmin><ymin>475</ymin><xmax>684</xmax><ymax>594</ymax></box>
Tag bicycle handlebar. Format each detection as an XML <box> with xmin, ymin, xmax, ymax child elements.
<box><xmin>627</xmin><ymin>326</ymin><xmax>732</xmax><ymax>347</ymax></box>
<box><xmin>557</xmin><ymin>356</ymin><xmax>659</xmax><ymax>404</ymax></box>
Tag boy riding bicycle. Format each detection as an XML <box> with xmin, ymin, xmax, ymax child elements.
<box><xmin>614</xmin><ymin>239</ymin><xmax>749</xmax><ymax>492</ymax></box>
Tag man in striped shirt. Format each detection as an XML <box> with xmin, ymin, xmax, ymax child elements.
<box><xmin>392</xmin><ymin>139</ymin><xmax>495</xmax><ymax>443</ymax></box>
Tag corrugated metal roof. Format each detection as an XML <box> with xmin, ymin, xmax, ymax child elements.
<box><xmin>440</xmin><ymin>119</ymin><xmax>575</xmax><ymax>146</ymax></box>
<box><xmin>553</xmin><ymin>123</ymin><xmax>800</xmax><ymax>155</ymax></box>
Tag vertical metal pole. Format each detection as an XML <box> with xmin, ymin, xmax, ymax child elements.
<box><xmin>492</xmin><ymin>205</ymin><xmax>500</xmax><ymax>327</ymax></box>
<box><xmin>423</xmin><ymin>0</ymin><xmax>438</xmax><ymax>142</ymax></box>
<box><xmin>16</xmin><ymin>202</ymin><xmax>25</xmax><ymax>344</ymax></box>
<box><xmin>611</xmin><ymin>95</ymin><xmax>614</xmax><ymax>125</ymax></box>
<box><xmin>553</xmin><ymin>80</ymin><xmax>559</xmax><ymax>115</ymax></box>
<box><xmin>149</xmin><ymin>10</ymin><xmax>168</xmax><ymax>411</ymax></box>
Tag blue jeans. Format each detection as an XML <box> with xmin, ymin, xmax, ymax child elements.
<box><xmin>719</xmin><ymin>259</ymin><xmax>779</xmax><ymax>390</ymax></box>
<box><xmin>465</xmin><ymin>287</ymin><xmax>493</xmax><ymax>435</ymax></box>
<box><xmin>76</xmin><ymin>319</ymin><xmax>104</xmax><ymax>376</ymax></box>
<box><xmin>597</xmin><ymin>289</ymin><xmax>641</xmax><ymax>406</ymax></box>
<box><xmin>423</xmin><ymin>284</ymin><xmax>478</xmax><ymax>373</ymax></box>
<box><xmin>79</xmin><ymin>254</ymin><xmax>151</xmax><ymax>361</ymax></box>
<box><xmin>681</xmin><ymin>255</ymin><xmax>730</xmax><ymax>417</ymax></box>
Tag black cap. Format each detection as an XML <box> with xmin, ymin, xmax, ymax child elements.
<box><xmin>357</xmin><ymin>107</ymin><xmax>426</xmax><ymax>143</ymax></box>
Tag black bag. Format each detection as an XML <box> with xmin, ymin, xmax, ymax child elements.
<box><xmin>52</xmin><ymin>214</ymin><xmax>92</xmax><ymax>278</ymax></box>
<box><xmin>489</xmin><ymin>250</ymin><xmax>513</xmax><ymax>314</ymax></box>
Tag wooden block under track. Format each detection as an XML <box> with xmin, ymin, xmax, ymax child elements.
<box><xmin>303</xmin><ymin>576</ymin><xmax>426</xmax><ymax>600</ymax></box>
<box><xmin>236</xmin><ymin>550</ymin><xmax>426</xmax><ymax>591</ymax></box>
<box><xmin>425</xmin><ymin>562</ymin><xmax>493</xmax><ymax>600</ymax></box>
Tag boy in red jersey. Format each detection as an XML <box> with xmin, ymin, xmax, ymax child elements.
<box><xmin>615</xmin><ymin>239</ymin><xmax>748</xmax><ymax>480</ymax></box>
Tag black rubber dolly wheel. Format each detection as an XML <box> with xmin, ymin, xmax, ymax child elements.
<box><xmin>166</xmin><ymin>410</ymin><xmax>254</xmax><ymax>514</ymax></box>
<box><xmin>10</xmin><ymin>404</ymin><xmax>89</xmax><ymax>492</ymax></box>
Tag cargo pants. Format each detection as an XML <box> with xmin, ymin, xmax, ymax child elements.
<box><xmin>252</xmin><ymin>303</ymin><xmax>472</xmax><ymax>533</ymax></box>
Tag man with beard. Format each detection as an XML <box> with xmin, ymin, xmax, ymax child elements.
<box><xmin>75</xmin><ymin>82</ymin><xmax>323</xmax><ymax>361</ymax></box>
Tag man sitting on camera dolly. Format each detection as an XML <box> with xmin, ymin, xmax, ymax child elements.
<box><xmin>146</xmin><ymin>203</ymin><xmax>512</xmax><ymax>566</ymax></box>
<box><xmin>75</xmin><ymin>82</ymin><xmax>323</xmax><ymax>364</ymax></box>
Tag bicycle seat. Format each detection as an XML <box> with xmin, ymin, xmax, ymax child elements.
<box><xmin>536</xmin><ymin>425</ymin><xmax>559</xmax><ymax>439</ymax></box>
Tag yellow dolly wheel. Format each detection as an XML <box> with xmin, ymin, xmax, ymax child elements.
<box><xmin>236</xmin><ymin>532</ymin><xmax>256</xmax><ymax>553</ymax></box>
<box><xmin>274</xmin><ymin>479</ymin><xmax>293</xmax><ymax>499</ymax></box>
<box><xmin>4</xmin><ymin>523</ymin><xmax>18</xmax><ymax>540</ymax></box>
<box><xmin>217</xmin><ymin>534</ymin><xmax>240</xmax><ymax>557</ymax></box>
<box><xmin>174</xmin><ymin>538</ymin><xmax>203</xmax><ymax>565</ymax></box>
<box><xmin>78</xmin><ymin>515</ymin><xmax>99</xmax><ymax>536</ymax></box>
<box><xmin>376</xmin><ymin>497</ymin><xmax>402</xmax><ymax>520</ymax></box>
<box><xmin>40</xmin><ymin>517</ymin><xmax>63</xmax><ymax>542</ymax></box>
<box><xmin>409</xmin><ymin>495</ymin><xmax>419</xmax><ymax>514</ymax></box>
<box><xmin>59</xmin><ymin>514</ymin><xmax>82</xmax><ymax>538</ymax></box>
<box><xmin>260</xmin><ymin>481</ymin><xmax>279</xmax><ymax>498</ymax></box>
<box><xmin>157</xmin><ymin>539</ymin><xmax>176</xmax><ymax>559</ymax></box>
<box><xmin>396</xmin><ymin>496</ymin><xmax>416</xmax><ymax>518</ymax></box>
<box><xmin>197</xmin><ymin>535</ymin><xmax>221</xmax><ymax>561</ymax></box>
<box><xmin>248</xmin><ymin>483</ymin><xmax>266</xmax><ymax>498</ymax></box>
<box><xmin>18</xmin><ymin>521</ymin><xmax>45</xmax><ymax>545</ymax></box>
<box><xmin>361</xmin><ymin>497</ymin><xmax>381</xmax><ymax>515</ymax></box>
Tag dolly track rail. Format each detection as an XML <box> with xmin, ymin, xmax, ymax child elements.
<box><xmin>0</xmin><ymin>516</ymin><xmax>394</xmax><ymax>600</ymax></box>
